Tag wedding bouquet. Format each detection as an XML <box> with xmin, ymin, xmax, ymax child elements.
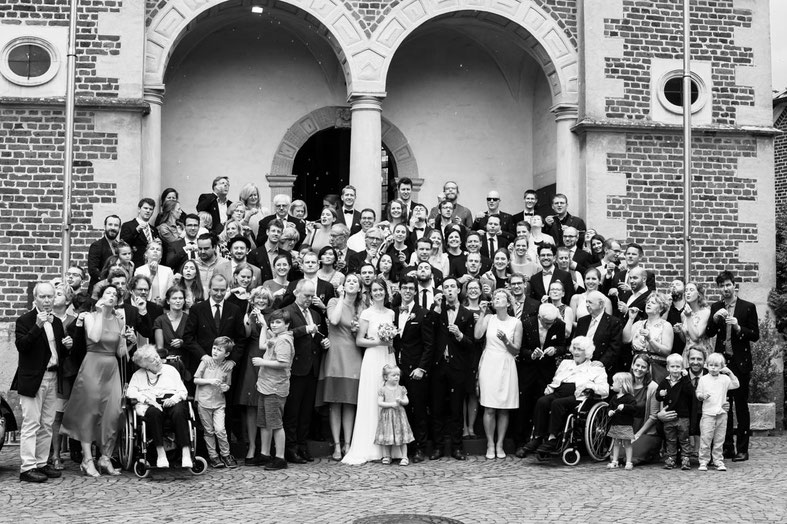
<box><xmin>377</xmin><ymin>322</ymin><xmax>397</xmax><ymax>344</ymax></box>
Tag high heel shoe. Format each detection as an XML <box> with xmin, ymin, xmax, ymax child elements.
<box><xmin>97</xmin><ymin>456</ymin><xmax>121</xmax><ymax>476</ymax></box>
<box><xmin>80</xmin><ymin>459</ymin><xmax>100</xmax><ymax>478</ymax></box>
<box><xmin>331</xmin><ymin>446</ymin><xmax>342</xmax><ymax>461</ymax></box>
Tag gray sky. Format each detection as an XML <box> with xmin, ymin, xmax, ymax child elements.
<box><xmin>773</xmin><ymin>0</ymin><xmax>787</xmax><ymax>92</ymax></box>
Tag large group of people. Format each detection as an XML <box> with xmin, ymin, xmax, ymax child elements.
<box><xmin>11</xmin><ymin>176</ymin><xmax>761</xmax><ymax>483</ymax></box>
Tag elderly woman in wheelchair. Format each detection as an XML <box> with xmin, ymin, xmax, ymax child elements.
<box><xmin>523</xmin><ymin>336</ymin><xmax>609</xmax><ymax>456</ymax></box>
<box><xmin>126</xmin><ymin>344</ymin><xmax>193</xmax><ymax>469</ymax></box>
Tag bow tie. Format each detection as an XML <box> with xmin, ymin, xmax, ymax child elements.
<box><xmin>413</xmin><ymin>227</ymin><xmax>424</xmax><ymax>231</ymax></box>
<box><xmin>343</xmin><ymin>209</ymin><xmax>353</xmax><ymax>214</ymax></box>
<box><xmin>445</xmin><ymin>304</ymin><xmax>456</xmax><ymax>311</ymax></box>
<box><xmin>399</xmin><ymin>307</ymin><xmax>409</xmax><ymax>314</ymax></box>
<box><xmin>543</xmin><ymin>271</ymin><xmax>552</xmax><ymax>276</ymax></box>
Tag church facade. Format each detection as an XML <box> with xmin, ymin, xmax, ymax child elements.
<box><xmin>0</xmin><ymin>0</ymin><xmax>777</xmax><ymax>327</ymax></box>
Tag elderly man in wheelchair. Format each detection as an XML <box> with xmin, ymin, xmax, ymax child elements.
<box><xmin>125</xmin><ymin>344</ymin><xmax>195</xmax><ymax>471</ymax></box>
<box><xmin>523</xmin><ymin>336</ymin><xmax>609</xmax><ymax>459</ymax></box>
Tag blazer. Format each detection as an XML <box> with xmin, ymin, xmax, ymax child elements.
<box><xmin>183</xmin><ymin>300</ymin><xmax>247</xmax><ymax>368</ymax></box>
<box><xmin>284</xmin><ymin>302</ymin><xmax>327</xmax><ymax>377</ymax></box>
<box><xmin>472</xmin><ymin>211</ymin><xmax>515</xmax><ymax>236</ymax></box>
<box><xmin>529</xmin><ymin>267</ymin><xmax>575</xmax><ymax>305</ymax></box>
<box><xmin>603</xmin><ymin>267</ymin><xmax>657</xmax><ymax>294</ymax></box>
<box><xmin>120</xmin><ymin>219</ymin><xmax>160</xmax><ymax>268</ymax></box>
<box><xmin>121</xmin><ymin>300</ymin><xmax>163</xmax><ymax>340</ymax></box>
<box><xmin>610</xmin><ymin>287</ymin><xmax>651</xmax><ymax>322</ymax></box>
<box><xmin>256</xmin><ymin>214</ymin><xmax>306</xmax><ymax>248</ymax></box>
<box><xmin>336</xmin><ymin>208</ymin><xmax>363</xmax><ymax>236</ymax></box>
<box><xmin>518</xmin><ymin>316</ymin><xmax>567</xmax><ymax>384</ymax></box>
<box><xmin>247</xmin><ymin>245</ymin><xmax>289</xmax><ymax>283</ymax></box>
<box><xmin>571</xmin><ymin>248</ymin><xmax>594</xmax><ymax>276</ymax></box>
<box><xmin>278</xmin><ymin>277</ymin><xmax>336</xmax><ymax>310</ymax></box>
<box><xmin>574</xmin><ymin>312</ymin><xmax>623</xmax><ymax>373</ymax></box>
<box><xmin>214</xmin><ymin>259</ymin><xmax>262</xmax><ymax>289</ymax></box>
<box><xmin>87</xmin><ymin>236</ymin><xmax>116</xmax><ymax>290</ymax></box>
<box><xmin>134</xmin><ymin>264</ymin><xmax>175</xmax><ymax>303</ymax></box>
<box><xmin>431</xmin><ymin>304</ymin><xmax>476</xmax><ymax>374</ymax></box>
<box><xmin>393</xmin><ymin>303</ymin><xmax>434</xmax><ymax>373</ymax></box>
<box><xmin>196</xmin><ymin>193</ymin><xmax>232</xmax><ymax>235</ymax></box>
<box><xmin>479</xmin><ymin>230</ymin><xmax>515</xmax><ymax>259</ymax></box>
<box><xmin>12</xmin><ymin>309</ymin><xmax>67</xmax><ymax>397</ymax></box>
<box><xmin>164</xmin><ymin>238</ymin><xmax>189</xmax><ymax>273</ymax></box>
<box><xmin>513</xmin><ymin>296</ymin><xmax>542</xmax><ymax>321</ymax></box>
<box><xmin>706</xmin><ymin>298</ymin><xmax>759</xmax><ymax>374</ymax></box>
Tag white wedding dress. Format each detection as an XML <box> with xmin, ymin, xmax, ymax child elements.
<box><xmin>342</xmin><ymin>306</ymin><xmax>402</xmax><ymax>464</ymax></box>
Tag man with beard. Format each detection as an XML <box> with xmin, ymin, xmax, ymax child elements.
<box><xmin>215</xmin><ymin>236</ymin><xmax>262</xmax><ymax>288</ymax></box>
<box><xmin>427</xmin><ymin>181</ymin><xmax>473</xmax><ymax>229</ymax></box>
<box><xmin>562</xmin><ymin>226</ymin><xmax>592</xmax><ymax>276</ymax></box>
<box><xmin>88</xmin><ymin>215</ymin><xmax>121</xmax><ymax>292</ymax></box>
<box><xmin>529</xmin><ymin>245</ymin><xmax>574</xmax><ymax>305</ymax></box>
<box><xmin>195</xmin><ymin>233</ymin><xmax>223</xmax><ymax>292</ymax></box>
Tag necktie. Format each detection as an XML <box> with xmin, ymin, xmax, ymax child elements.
<box><xmin>214</xmin><ymin>304</ymin><xmax>221</xmax><ymax>329</ymax></box>
<box><xmin>692</xmin><ymin>376</ymin><xmax>699</xmax><ymax>388</ymax></box>
<box><xmin>143</xmin><ymin>223</ymin><xmax>153</xmax><ymax>244</ymax></box>
<box><xmin>421</xmin><ymin>289</ymin><xmax>428</xmax><ymax>308</ymax></box>
<box><xmin>489</xmin><ymin>238</ymin><xmax>496</xmax><ymax>254</ymax></box>
<box><xmin>586</xmin><ymin>315</ymin><xmax>600</xmax><ymax>341</ymax></box>
<box><xmin>725</xmin><ymin>324</ymin><xmax>733</xmax><ymax>355</ymax></box>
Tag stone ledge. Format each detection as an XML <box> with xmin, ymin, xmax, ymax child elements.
<box><xmin>572</xmin><ymin>118</ymin><xmax>781</xmax><ymax>137</ymax></box>
<box><xmin>0</xmin><ymin>97</ymin><xmax>150</xmax><ymax>114</ymax></box>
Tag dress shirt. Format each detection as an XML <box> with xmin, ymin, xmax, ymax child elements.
<box><xmin>541</xmin><ymin>267</ymin><xmax>554</xmax><ymax>294</ymax></box>
<box><xmin>586</xmin><ymin>313</ymin><xmax>602</xmax><ymax>341</ymax></box>
<box><xmin>398</xmin><ymin>302</ymin><xmax>413</xmax><ymax>334</ymax></box>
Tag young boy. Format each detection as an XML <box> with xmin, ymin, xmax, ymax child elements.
<box><xmin>253</xmin><ymin>309</ymin><xmax>294</xmax><ymax>471</ymax></box>
<box><xmin>656</xmin><ymin>354</ymin><xmax>695</xmax><ymax>470</ymax></box>
<box><xmin>193</xmin><ymin>336</ymin><xmax>237</xmax><ymax>468</ymax></box>
<box><xmin>695</xmin><ymin>353</ymin><xmax>740</xmax><ymax>471</ymax></box>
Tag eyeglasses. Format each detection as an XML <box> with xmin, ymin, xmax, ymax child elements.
<box><xmin>367</xmin><ymin>237</ymin><xmax>383</xmax><ymax>242</ymax></box>
<box><xmin>486</xmin><ymin>198</ymin><xmax>500</xmax><ymax>202</ymax></box>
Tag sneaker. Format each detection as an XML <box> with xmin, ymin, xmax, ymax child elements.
<box><xmin>400</xmin><ymin>457</ymin><xmax>410</xmax><ymax>466</ymax></box>
<box><xmin>663</xmin><ymin>460</ymin><xmax>675</xmax><ymax>470</ymax></box>
<box><xmin>624</xmin><ymin>462</ymin><xmax>633</xmax><ymax>470</ymax></box>
<box><xmin>681</xmin><ymin>460</ymin><xmax>691</xmax><ymax>471</ymax></box>
<box><xmin>208</xmin><ymin>456</ymin><xmax>225</xmax><ymax>468</ymax></box>
<box><xmin>715</xmin><ymin>462</ymin><xmax>727</xmax><ymax>471</ymax></box>
<box><xmin>607</xmin><ymin>462</ymin><xmax>619</xmax><ymax>469</ymax></box>
<box><xmin>698</xmin><ymin>464</ymin><xmax>708</xmax><ymax>471</ymax></box>
<box><xmin>264</xmin><ymin>457</ymin><xmax>288</xmax><ymax>471</ymax></box>
<box><xmin>221</xmin><ymin>455</ymin><xmax>238</xmax><ymax>469</ymax></box>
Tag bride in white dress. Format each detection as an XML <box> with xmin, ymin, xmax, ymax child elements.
<box><xmin>342</xmin><ymin>278</ymin><xmax>402</xmax><ymax>464</ymax></box>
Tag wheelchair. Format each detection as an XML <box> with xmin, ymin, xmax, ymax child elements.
<box><xmin>535</xmin><ymin>394</ymin><xmax>612</xmax><ymax>466</ymax></box>
<box><xmin>118</xmin><ymin>359</ymin><xmax>207</xmax><ymax>478</ymax></box>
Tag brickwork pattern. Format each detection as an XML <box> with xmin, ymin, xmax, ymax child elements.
<box><xmin>775</xmin><ymin>107</ymin><xmax>787</xmax><ymax>210</ymax></box>
<box><xmin>604</xmin><ymin>0</ymin><xmax>754</xmax><ymax>124</ymax></box>
<box><xmin>0</xmin><ymin>0</ymin><xmax>122</xmax><ymax>97</ymax></box>
<box><xmin>0</xmin><ymin>109</ymin><xmax>118</xmax><ymax>318</ymax></box>
<box><xmin>606</xmin><ymin>133</ymin><xmax>759</xmax><ymax>292</ymax></box>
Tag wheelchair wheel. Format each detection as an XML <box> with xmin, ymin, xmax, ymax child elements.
<box><xmin>118</xmin><ymin>410</ymin><xmax>135</xmax><ymax>471</ymax></box>
<box><xmin>584</xmin><ymin>401</ymin><xmax>611</xmax><ymax>461</ymax></box>
<box><xmin>133</xmin><ymin>460</ymin><xmax>150</xmax><ymax>479</ymax></box>
<box><xmin>562</xmin><ymin>448</ymin><xmax>581</xmax><ymax>466</ymax></box>
<box><xmin>190</xmin><ymin>456</ymin><xmax>208</xmax><ymax>476</ymax></box>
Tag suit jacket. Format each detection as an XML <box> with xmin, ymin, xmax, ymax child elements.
<box><xmin>120</xmin><ymin>219</ymin><xmax>160</xmax><ymax>268</ymax></box>
<box><xmin>214</xmin><ymin>259</ymin><xmax>262</xmax><ymax>289</ymax></box>
<box><xmin>121</xmin><ymin>301</ymin><xmax>164</xmax><ymax>340</ymax></box>
<box><xmin>256</xmin><ymin>214</ymin><xmax>306</xmax><ymax>248</ymax></box>
<box><xmin>472</xmin><ymin>211</ymin><xmax>515</xmax><ymax>235</ymax></box>
<box><xmin>610</xmin><ymin>287</ymin><xmax>651</xmax><ymax>322</ymax></box>
<box><xmin>398</xmin><ymin>264</ymin><xmax>444</xmax><ymax>288</ymax></box>
<box><xmin>284</xmin><ymin>302</ymin><xmax>327</xmax><ymax>377</ymax></box>
<box><xmin>348</xmin><ymin>250</ymin><xmax>375</xmax><ymax>275</ymax></box>
<box><xmin>529</xmin><ymin>267</ymin><xmax>575</xmax><ymax>305</ymax></box>
<box><xmin>87</xmin><ymin>236</ymin><xmax>116</xmax><ymax>291</ymax></box>
<box><xmin>518</xmin><ymin>316</ymin><xmax>567</xmax><ymax>384</ymax></box>
<box><xmin>510</xmin><ymin>211</ymin><xmax>540</xmax><ymax>228</ymax></box>
<box><xmin>394</xmin><ymin>303</ymin><xmax>434</xmax><ymax>373</ymax></box>
<box><xmin>278</xmin><ymin>277</ymin><xmax>336</xmax><ymax>310</ymax></box>
<box><xmin>479</xmin><ymin>230</ymin><xmax>515</xmax><ymax>258</ymax></box>
<box><xmin>546</xmin><ymin>212</ymin><xmax>587</xmax><ymax>247</ymax></box>
<box><xmin>603</xmin><ymin>267</ymin><xmax>657</xmax><ymax>295</ymax></box>
<box><xmin>134</xmin><ymin>264</ymin><xmax>175</xmax><ymax>303</ymax></box>
<box><xmin>196</xmin><ymin>193</ymin><xmax>232</xmax><ymax>235</ymax></box>
<box><xmin>183</xmin><ymin>300</ymin><xmax>247</xmax><ymax>369</ymax></box>
<box><xmin>574</xmin><ymin>312</ymin><xmax>623</xmax><ymax>374</ymax></box>
<box><xmin>247</xmin><ymin>245</ymin><xmax>289</xmax><ymax>283</ymax></box>
<box><xmin>431</xmin><ymin>304</ymin><xmax>476</xmax><ymax>375</ymax></box>
<box><xmin>513</xmin><ymin>297</ymin><xmax>541</xmax><ymax>321</ymax></box>
<box><xmin>12</xmin><ymin>310</ymin><xmax>67</xmax><ymax>397</ymax></box>
<box><xmin>571</xmin><ymin>248</ymin><xmax>594</xmax><ymax>276</ymax></box>
<box><xmin>336</xmin><ymin>208</ymin><xmax>363</xmax><ymax>236</ymax></box>
<box><xmin>165</xmin><ymin>238</ymin><xmax>189</xmax><ymax>272</ymax></box>
<box><xmin>706</xmin><ymin>298</ymin><xmax>759</xmax><ymax>374</ymax></box>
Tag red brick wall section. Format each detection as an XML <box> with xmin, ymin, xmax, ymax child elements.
<box><xmin>0</xmin><ymin>109</ymin><xmax>118</xmax><ymax>320</ymax></box>
<box><xmin>606</xmin><ymin>133</ymin><xmax>759</xmax><ymax>293</ymax></box>
<box><xmin>0</xmin><ymin>0</ymin><xmax>122</xmax><ymax>97</ymax></box>
<box><xmin>776</xmin><ymin>107</ymin><xmax>787</xmax><ymax>210</ymax></box>
<box><xmin>604</xmin><ymin>0</ymin><xmax>754</xmax><ymax>124</ymax></box>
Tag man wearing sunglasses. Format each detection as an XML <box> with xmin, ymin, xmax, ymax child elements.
<box><xmin>472</xmin><ymin>190</ymin><xmax>514</xmax><ymax>235</ymax></box>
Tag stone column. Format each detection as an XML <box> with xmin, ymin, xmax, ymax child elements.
<box><xmin>552</xmin><ymin>103</ymin><xmax>582</xmax><ymax>216</ymax></box>
<box><xmin>142</xmin><ymin>85</ymin><xmax>165</xmax><ymax>201</ymax></box>
<box><xmin>349</xmin><ymin>94</ymin><xmax>385</xmax><ymax>215</ymax></box>
<box><xmin>265</xmin><ymin>174</ymin><xmax>298</xmax><ymax>209</ymax></box>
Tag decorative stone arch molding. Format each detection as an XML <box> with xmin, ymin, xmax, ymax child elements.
<box><xmin>143</xmin><ymin>0</ymin><xmax>366</xmax><ymax>92</ymax></box>
<box><xmin>361</xmin><ymin>0</ymin><xmax>579</xmax><ymax>104</ymax></box>
<box><xmin>267</xmin><ymin>105</ymin><xmax>420</xmax><ymax>197</ymax></box>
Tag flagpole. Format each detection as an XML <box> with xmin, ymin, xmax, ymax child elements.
<box><xmin>682</xmin><ymin>0</ymin><xmax>692</xmax><ymax>282</ymax></box>
<box><xmin>61</xmin><ymin>0</ymin><xmax>78</xmax><ymax>280</ymax></box>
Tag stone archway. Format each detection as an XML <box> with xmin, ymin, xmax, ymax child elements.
<box><xmin>266</xmin><ymin>106</ymin><xmax>420</xmax><ymax>200</ymax></box>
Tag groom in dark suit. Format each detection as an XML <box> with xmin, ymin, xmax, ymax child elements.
<box><xmin>574</xmin><ymin>290</ymin><xmax>623</xmax><ymax>376</ymax></box>
<box><xmin>529</xmin><ymin>244</ymin><xmax>575</xmax><ymax>304</ymax></box>
<box><xmin>705</xmin><ymin>270</ymin><xmax>759</xmax><ymax>462</ymax></box>
<box><xmin>13</xmin><ymin>282</ymin><xmax>71</xmax><ymax>482</ymax></box>
<box><xmin>336</xmin><ymin>185</ymin><xmax>363</xmax><ymax>236</ymax></box>
<box><xmin>282</xmin><ymin>280</ymin><xmax>329</xmax><ymax>464</ymax></box>
<box><xmin>393</xmin><ymin>276</ymin><xmax>434</xmax><ymax>463</ymax></box>
<box><xmin>429</xmin><ymin>277</ymin><xmax>475</xmax><ymax>461</ymax></box>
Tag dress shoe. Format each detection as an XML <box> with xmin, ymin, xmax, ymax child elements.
<box><xmin>208</xmin><ymin>456</ymin><xmax>225</xmax><ymax>468</ymax></box>
<box><xmin>412</xmin><ymin>450</ymin><xmax>426</xmax><ymax>463</ymax></box>
<box><xmin>246</xmin><ymin>454</ymin><xmax>271</xmax><ymax>466</ymax></box>
<box><xmin>732</xmin><ymin>452</ymin><xmax>749</xmax><ymax>462</ymax></box>
<box><xmin>537</xmin><ymin>438</ymin><xmax>558</xmax><ymax>453</ymax></box>
<box><xmin>285</xmin><ymin>450</ymin><xmax>307</xmax><ymax>464</ymax></box>
<box><xmin>723</xmin><ymin>447</ymin><xmax>736</xmax><ymax>459</ymax></box>
<box><xmin>514</xmin><ymin>446</ymin><xmax>527</xmax><ymax>458</ymax></box>
<box><xmin>451</xmin><ymin>449</ymin><xmax>467</xmax><ymax>461</ymax></box>
<box><xmin>428</xmin><ymin>449</ymin><xmax>444</xmax><ymax>461</ymax></box>
<box><xmin>20</xmin><ymin>469</ymin><xmax>48</xmax><ymax>483</ymax></box>
<box><xmin>37</xmin><ymin>464</ymin><xmax>63</xmax><ymax>479</ymax></box>
<box><xmin>264</xmin><ymin>457</ymin><xmax>288</xmax><ymax>471</ymax></box>
<box><xmin>299</xmin><ymin>448</ymin><xmax>314</xmax><ymax>462</ymax></box>
<box><xmin>523</xmin><ymin>438</ymin><xmax>542</xmax><ymax>453</ymax></box>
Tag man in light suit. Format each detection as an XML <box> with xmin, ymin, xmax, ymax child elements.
<box><xmin>336</xmin><ymin>185</ymin><xmax>363</xmax><ymax>236</ymax></box>
<box><xmin>13</xmin><ymin>282</ymin><xmax>71</xmax><ymax>482</ymax></box>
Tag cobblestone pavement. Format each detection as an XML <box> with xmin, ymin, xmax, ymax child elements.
<box><xmin>1</xmin><ymin>436</ymin><xmax>786</xmax><ymax>524</ymax></box>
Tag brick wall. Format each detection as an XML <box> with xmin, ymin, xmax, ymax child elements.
<box><xmin>0</xmin><ymin>109</ymin><xmax>119</xmax><ymax>319</ymax></box>
<box><xmin>606</xmin><ymin>133</ymin><xmax>759</xmax><ymax>294</ymax></box>
<box><xmin>776</xmin><ymin>106</ymin><xmax>787</xmax><ymax>210</ymax></box>
<box><xmin>604</xmin><ymin>0</ymin><xmax>754</xmax><ymax>124</ymax></box>
<box><xmin>0</xmin><ymin>0</ymin><xmax>122</xmax><ymax>97</ymax></box>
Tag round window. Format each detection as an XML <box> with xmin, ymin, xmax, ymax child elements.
<box><xmin>1</xmin><ymin>37</ymin><xmax>59</xmax><ymax>86</ymax></box>
<box><xmin>656</xmin><ymin>70</ymin><xmax>707</xmax><ymax>115</ymax></box>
